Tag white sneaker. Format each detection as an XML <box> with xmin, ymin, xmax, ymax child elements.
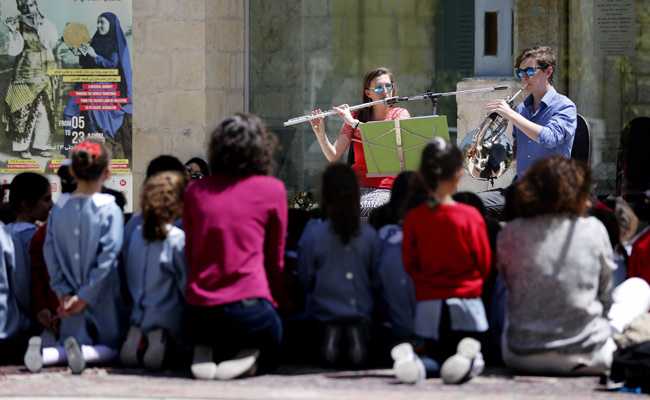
<box><xmin>64</xmin><ymin>337</ymin><xmax>85</xmax><ymax>375</ymax></box>
<box><xmin>214</xmin><ymin>349</ymin><xmax>260</xmax><ymax>380</ymax></box>
<box><xmin>143</xmin><ymin>329</ymin><xmax>166</xmax><ymax>370</ymax></box>
<box><xmin>191</xmin><ymin>345</ymin><xmax>217</xmax><ymax>380</ymax></box>
<box><xmin>391</xmin><ymin>343</ymin><xmax>425</xmax><ymax>384</ymax></box>
<box><xmin>120</xmin><ymin>326</ymin><xmax>143</xmax><ymax>367</ymax></box>
<box><xmin>440</xmin><ymin>337</ymin><xmax>484</xmax><ymax>384</ymax></box>
<box><xmin>24</xmin><ymin>336</ymin><xmax>43</xmax><ymax>373</ymax></box>
<box><xmin>391</xmin><ymin>342</ymin><xmax>415</xmax><ymax>365</ymax></box>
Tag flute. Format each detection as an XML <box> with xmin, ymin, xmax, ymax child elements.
<box><xmin>283</xmin><ymin>96</ymin><xmax>406</xmax><ymax>127</ymax></box>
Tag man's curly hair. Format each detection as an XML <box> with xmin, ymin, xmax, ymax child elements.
<box><xmin>208</xmin><ymin>113</ymin><xmax>277</xmax><ymax>177</ymax></box>
<box><xmin>511</xmin><ymin>156</ymin><xmax>591</xmax><ymax>218</ymax></box>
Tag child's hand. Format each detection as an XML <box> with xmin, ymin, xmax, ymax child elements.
<box><xmin>62</xmin><ymin>295</ymin><xmax>87</xmax><ymax>316</ymax></box>
<box><xmin>58</xmin><ymin>295</ymin><xmax>87</xmax><ymax>317</ymax></box>
<box><xmin>57</xmin><ymin>295</ymin><xmax>72</xmax><ymax>318</ymax></box>
<box><xmin>37</xmin><ymin>309</ymin><xmax>55</xmax><ymax>329</ymax></box>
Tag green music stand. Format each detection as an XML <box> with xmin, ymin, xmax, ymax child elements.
<box><xmin>358</xmin><ymin>115</ymin><xmax>449</xmax><ymax>177</ymax></box>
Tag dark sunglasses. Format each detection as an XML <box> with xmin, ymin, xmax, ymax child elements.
<box><xmin>370</xmin><ymin>83</ymin><xmax>394</xmax><ymax>94</ymax></box>
<box><xmin>514</xmin><ymin>66</ymin><xmax>545</xmax><ymax>79</ymax></box>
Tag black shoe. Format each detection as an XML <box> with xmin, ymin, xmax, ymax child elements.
<box><xmin>321</xmin><ymin>325</ymin><xmax>342</xmax><ymax>365</ymax></box>
<box><xmin>346</xmin><ymin>325</ymin><xmax>368</xmax><ymax>367</ymax></box>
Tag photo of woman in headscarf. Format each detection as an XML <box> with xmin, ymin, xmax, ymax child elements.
<box><xmin>63</xmin><ymin>11</ymin><xmax>132</xmax><ymax>159</ymax></box>
<box><xmin>3</xmin><ymin>0</ymin><xmax>59</xmax><ymax>160</ymax></box>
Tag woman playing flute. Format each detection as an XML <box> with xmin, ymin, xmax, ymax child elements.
<box><xmin>309</xmin><ymin>67</ymin><xmax>410</xmax><ymax>217</ymax></box>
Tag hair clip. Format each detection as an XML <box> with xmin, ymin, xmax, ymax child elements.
<box><xmin>430</xmin><ymin>137</ymin><xmax>447</xmax><ymax>150</ymax></box>
<box><xmin>73</xmin><ymin>141</ymin><xmax>102</xmax><ymax>158</ymax></box>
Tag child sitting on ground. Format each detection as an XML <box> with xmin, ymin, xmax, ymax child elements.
<box><xmin>0</xmin><ymin>221</ymin><xmax>27</xmax><ymax>364</ymax></box>
<box><xmin>6</xmin><ymin>173</ymin><xmax>53</xmax><ymax>336</ymax></box>
<box><xmin>25</xmin><ymin>139</ymin><xmax>126</xmax><ymax>374</ymax></box>
<box><xmin>393</xmin><ymin>138</ymin><xmax>492</xmax><ymax>384</ymax></box>
<box><xmin>297</xmin><ymin>163</ymin><xmax>380</xmax><ymax>367</ymax></box>
<box><xmin>120</xmin><ymin>171</ymin><xmax>187</xmax><ymax>370</ymax></box>
<box><xmin>372</xmin><ymin>171</ymin><xmax>426</xmax><ymax>365</ymax></box>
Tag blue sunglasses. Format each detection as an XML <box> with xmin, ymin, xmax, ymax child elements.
<box><xmin>514</xmin><ymin>66</ymin><xmax>544</xmax><ymax>79</ymax></box>
<box><xmin>370</xmin><ymin>83</ymin><xmax>394</xmax><ymax>94</ymax></box>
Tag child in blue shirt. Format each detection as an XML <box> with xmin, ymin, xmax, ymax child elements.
<box><xmin>0</xmin><ymin>222</ymin><xmax>28</xmax><ymax>363</ymax></box>
<box><xmin>297</xmin><ymin>163</ymin><xmax>380</xmax><ymax>367</ymax></box>
<box><xmin>5</xmin><ymin>173</ymin><xmax>53</xmax><ymax>336</ymax></box>
<box><xmin>25</xmin><ymin>139</ymin><xmax>126</xmax><ymax>374</ymax></box>
<box><xmin>373</xmin><ymin>171</ymin><xmax>427</xmax><ymax>365</ymax></box>
<box><xmin>120</xmin><ymin>171</ymin><xmax>187</xmax><ymax>370</ymax></box>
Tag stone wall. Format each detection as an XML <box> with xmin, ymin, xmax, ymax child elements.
<box><xmin>566</xmin><ymin>0</ymin><xmax>648</xmax><ymax>194</ymax></box>
<box><xmin>514</xmin><ymin>0</ymin><xmax>569</xmax><ymax>93</ymax></box>
<box><xmin>132</xmin><ymin>0</ymin><xmax>246</xmax><ymax>208</ymax></box>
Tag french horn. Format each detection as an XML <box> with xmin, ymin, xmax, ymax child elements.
<box><xmin>461</xmin><ymin>88</ymin><xmax>524</xmax><ymax>181</ymax></box>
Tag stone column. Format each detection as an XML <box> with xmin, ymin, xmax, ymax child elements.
<box><xmin>132</xmin><ymin>0</ymin><xmax>246</xmax><ymax>209</ymax></box>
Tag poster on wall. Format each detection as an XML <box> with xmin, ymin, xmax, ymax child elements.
<box><xmin>0</xmin><ymin>0</ymin><xmax>133</xmax><ymax>210</ymax></box>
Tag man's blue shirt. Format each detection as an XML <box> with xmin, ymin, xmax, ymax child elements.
<box><xmin>514</xmin><ymin>87</ymin><xmax>577</xmax><ymax>176</ymax></box>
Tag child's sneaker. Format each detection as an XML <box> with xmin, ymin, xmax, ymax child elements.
<box><xmin>24</xmin><ymin>336</ymin><xmax>43</xmax><ymax>373</ymax></box>
<box><xmin>440</xmin><ymin>337</ymin><xmax>484</xmax><ymax>384</ymax></box>
<box><xmin>143</xmin><ymin>329</ymin><xmax>167</xmax><ymax>370</ymax></box>
<box><xmin>214</xmin><ymin>349</ymin><xmax>259</xmax><ymax>380</ymax></box>
<box><xmin>391</xmin><ymin>343</ymin><xmax>426</xmax><ymax>384</ymax></box>
<box><xmin>64</xmin><ymin>337</ymin><xmax>85</xmax><ymax>375</ymax></box>
<box><xmin>191</xmin><ymin>345</ymin><xmax>217</xmax><ymax>380</ymax></box>
<box><xmin>120</xmin><ymin>326</ymin><xmax>143</xmax><ymax>367</ymax></box>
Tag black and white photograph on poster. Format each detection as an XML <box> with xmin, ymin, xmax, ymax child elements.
<box><xmin>0</xmin><ymin>0</ymin><xmax>132</xmax><ymax>207</ymax></box>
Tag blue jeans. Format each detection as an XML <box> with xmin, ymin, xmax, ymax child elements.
<box><xmin>187</xmin><ymin>298</ymin><xmax>283</xmax><ymax>372</ymax></box>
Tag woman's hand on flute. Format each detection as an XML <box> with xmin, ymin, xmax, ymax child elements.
<box><xmin>309</xmin><ymin>109</ymin><xmax>326</xmax><ymax>137</ymax></box>
<box><xmin>333</xmin><ymin>104</ymin><xmax>358</xmax><ymax>128</ymax></box>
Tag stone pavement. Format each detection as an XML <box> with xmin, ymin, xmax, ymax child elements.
<box><xmin>0</xmin><ymin>365</ymin><xmax>639</xmax><ymax>399</ymax></box>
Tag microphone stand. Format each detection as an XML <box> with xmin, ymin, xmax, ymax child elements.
<box><xmin>402</xmin><ymin>86</ymin><xmax>510</xmax><ymax>115</ymax></box>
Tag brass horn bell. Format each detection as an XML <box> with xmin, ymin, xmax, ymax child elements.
<box><xmin>461</xmin><ymin>88</ymin><xmax>523</xmax><ymax>181</ymax></box>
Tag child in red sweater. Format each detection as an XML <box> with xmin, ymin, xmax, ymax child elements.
<box><xmin>393</xmin><ymin>138</ymin><xmax>492</xmax><ymax>385</ymax></box>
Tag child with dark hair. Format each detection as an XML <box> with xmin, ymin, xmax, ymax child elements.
<box><xmin>185</xmin><ymin>157</ymin><xmax>209</xmax><ymax>180</ymax></box>
<box><xmin>297</xmin><ymin>163</ymin><xmax>380</xmax><ymax>367</ymax></box>
<box><xmin>5</xmin><ymin>173</ymin><xmax>52</xmax><ymax>333</ymax></box>
<box><xmin>185</xmin><ymin>113</ymin><xmax>286</xmax><ymax>380</ymax></box>
<box><xmin>0</xmin><ymin>173</ymin><xmax>49</xmax><ymax>363</ymax></box>
<box><xmin>393</xmin><ymin>138</ymin><xmax>491</xmax><ymax>385</ymax></box>
<box><xmin>368</xmin><ymin>171</ymin><xmax>425</xmax><ymax>230</ymax></box>
<box><xmin>372</xmin><ymin>171</ymin><xmax>427</xmax><ymax>364</ymax></box>
<box><xmin>25</xmin><ymin>139</ymin><xmax>126</xmax><ymax>374</ymax></box>
<box><xmin>120</xmin><ymin>171</ymin><xmax>186</xmax><ymax>370</ymax></box>
<box><xmin>147</xmin><ymin>155</ymin><xmax>187</xmax><ymax>179</ymax></box>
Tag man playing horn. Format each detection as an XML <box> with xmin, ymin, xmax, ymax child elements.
<box><xmin>479</xmin><ymin>46</ymin><xmax>577</xmax><ymax>219</ymax></box>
